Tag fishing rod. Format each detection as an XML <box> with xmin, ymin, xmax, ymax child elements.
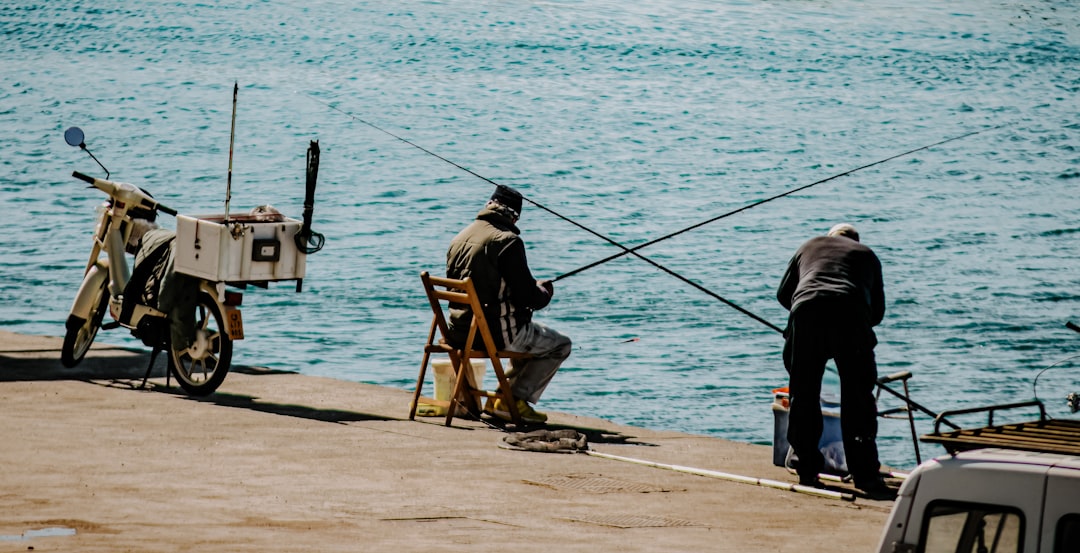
<box><xmin>305</xmin><ymin>93</ymin><xmax>995</xmax><ymax>335</ymax></box>
<box><xmin>302</xmin><ymin>92</ymin><xmax>783</xmax><ymax>332</ymax></box>
<box><xmin>308</xmin><ymin>93</ymin><xmax>956</xmax><ymax>431</ymax></box>
<box><xmin>554</xmin><ymin>125</ymin><xmax>1005</xmax><ymax>282</ymax></box>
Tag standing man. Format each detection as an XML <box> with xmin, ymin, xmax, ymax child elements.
<box><xmin>446</xmin><ymin>185</ymin><xmax>572</xmax><ymax>424</ymax></box>
<box><xmin>777</xmin><ymin>223</ymin><xmax>889</xmax><ymax>496</ymax></box>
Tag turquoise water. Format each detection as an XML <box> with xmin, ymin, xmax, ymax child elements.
<box><xmin>2</xmin><ymin>0</ymin><xmax>1078</xmax><ymax>470</ymax></box>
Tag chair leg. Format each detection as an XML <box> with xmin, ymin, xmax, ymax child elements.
<box><xmin>409</xmin><ymin>350</ymin><xmax>433</xmax><ymax>421</ymax></box>
<box><xmin>489</xmin><ymin>357</ymin><xmax>523</xmax><ymax>426</ymax></box>
<box><xmin>444</xmin><ymin>352</ymin><xmax>468</xmax><ymax>427</ymax></box>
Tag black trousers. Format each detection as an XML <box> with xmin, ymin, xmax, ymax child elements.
<box><xmin>785</xmin><ymin>298</ymin><xmax>881</xmax><ymax>485</ymax></box>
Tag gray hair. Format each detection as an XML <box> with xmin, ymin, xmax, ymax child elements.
<box><xmin>827</xmin><ymin>223</ymin><xmax>859</xmax><ymax>241</ymax></box>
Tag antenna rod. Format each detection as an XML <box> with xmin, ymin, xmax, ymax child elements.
<box><xmin>225</xmin><ymin>82</ymin><xmax>238</xmax><ymax>223</ymax></box>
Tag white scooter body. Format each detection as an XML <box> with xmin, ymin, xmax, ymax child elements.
<box><xmin>61</xmin><ymin>126</ymin><xmax>239</xmax><ymax>396</ymax></box>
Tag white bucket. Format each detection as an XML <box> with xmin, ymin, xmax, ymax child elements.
<box><xmin>415</xmin><ymin>359</ymin><xmax>487</xmax><ymax>416</ymax></box>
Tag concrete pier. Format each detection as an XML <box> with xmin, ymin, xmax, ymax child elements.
<box><xmin>0</xmin><ymin>331</ymin><xmax>893</xmax><ymax>552</ymax></box>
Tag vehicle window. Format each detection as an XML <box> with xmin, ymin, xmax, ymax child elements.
<box><xmin>1055</xmin><ymin>514</ymin><xmax>1080</xmax><ymax>553</ymax></box>
<box><xmin>921</xmin><ymin>501</ymin><xmax>1023</xmax><ymax>553</ymax></box>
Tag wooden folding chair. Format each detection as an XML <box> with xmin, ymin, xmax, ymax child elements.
<box><xmin>409</xmin><ymin>271</ymin><xmax>532</xmax><ymax>427</ymax></box>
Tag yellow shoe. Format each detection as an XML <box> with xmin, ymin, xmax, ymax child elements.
<box><xmin>515</xmin><ymin>400</ymin><xmax>548</xmax><ymax>424</ymax></box>
<box><xmin>485</xmin><ymin>398</ymin><xmax>547</xmax><ymax>424</ymax></box>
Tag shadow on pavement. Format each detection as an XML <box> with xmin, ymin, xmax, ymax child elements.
<box><xmin>479</xmin><ymin>417</ymin><xmax>656</xmax><ymax>447</ymax></box>
<box><xmin>0</xmin><ymin>343</ymin><xmax>297</xmax><ymax>383</ymax></box>
<box><xmin>172</xmin><ymin>389</ymin><xmax>397</xmax><ymax>424</ymax></box>
<box><xmin>1</xmin><ymin>339</ymin><xmax>394</xmax><ymax>425</ymax></box>
<box><xmin>0</xmin><ymin>346</ymin><xmax>164</xmax><ymax>382</ymax></box>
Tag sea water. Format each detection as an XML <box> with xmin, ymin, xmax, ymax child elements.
<box><xmin>2</xmin><ymin>0</ymin><xmax>1078</xmax><ymax>471</ymax></box>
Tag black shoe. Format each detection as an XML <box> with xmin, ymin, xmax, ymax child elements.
<box><xmin>855</xmin><ymin>478</ymin><xmax>896</xmax><ymax>500</ymax></box>
<box><xmin>798</xmin><ymin>475</ymin><xmax>825</xmax><ymax>489</ymax></box>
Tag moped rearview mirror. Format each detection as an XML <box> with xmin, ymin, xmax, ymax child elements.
<box><xmin>64</xmin><ymin>126</ymin><xmax>85</xmax><ymax>148</ymax></box>
<box><xmin>64</xmin><ymin>126</ymin><xmax>109</xmax><ymax>179</ymax></box>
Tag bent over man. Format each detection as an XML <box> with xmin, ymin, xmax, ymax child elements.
<box><xmin>777</xmin><ymin>223</ymin><xmax>889</xmax><ymax>496</ymax></box>
<box><xmin>446</xmin><ymin>185</ymin><xmax>572</xmax><ymax>424</ymax></box>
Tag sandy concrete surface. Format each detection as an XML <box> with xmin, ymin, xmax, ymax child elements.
<box><xmin>0</xmin><ymin>330</ymin><xmax>896</xmax><ymax>552</ymax></box>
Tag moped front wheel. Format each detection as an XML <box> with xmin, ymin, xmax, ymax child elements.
<box><xmin>60</xmin><ymin>280</ymin><xmax>109</xmax><ymax>368</ymax></box>
<box><xmin>168</xmin><ymin>292</ymin><xmax>232</xmax><ymax>396</ymax></box>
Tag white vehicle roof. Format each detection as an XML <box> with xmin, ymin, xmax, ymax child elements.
<box><xmin>936</xmin><ymin>447</ymin><xmax>1080</xmax><ymax>471</ymax></box>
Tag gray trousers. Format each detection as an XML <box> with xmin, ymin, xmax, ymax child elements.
<box><xmin>504</xmin><ymin>321</ymin><xmax>572</xmax><ymax>404</ymax></box>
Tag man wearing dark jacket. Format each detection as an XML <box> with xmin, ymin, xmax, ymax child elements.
<box><xmin>446</xmin><ymin>185</ymin><xmax>572</xmax><ymax>424</ymax></box>
<box><xmin>777</xmin><ymin>223</ymin><xmax>889</xmax><ymax>496</ymax></box>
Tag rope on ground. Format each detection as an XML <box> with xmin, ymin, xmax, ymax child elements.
<box><xmin>498</xmin><ymin>429</ymin><xmax>589</xmax><ymax>454</ymax></box>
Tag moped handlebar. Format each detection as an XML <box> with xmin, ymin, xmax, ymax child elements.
<box><xmin>71</xmin><ymin>170</ymin><xmax>176</xmax><ymax>217</ymax></box>
<box><xmin>72</xmin><ymin>170</ymin><xmax>96</xmax><ymax>185</ymax></box>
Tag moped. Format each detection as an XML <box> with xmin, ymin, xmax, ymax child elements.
<box><xmin>60</xmin><ymin>126</ymin><xmax>241</xmax><ymax>395</ymax></box>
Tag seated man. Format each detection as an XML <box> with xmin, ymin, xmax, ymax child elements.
<box><xmin>445</xmin><ymin>185</ymin><xmax>572</xmax><ymax>424</ymax></box>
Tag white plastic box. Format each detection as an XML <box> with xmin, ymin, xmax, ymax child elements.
<box><xmin>173</xmin><ymin>213</ymin><xmax>307</xmax><ymax>283</ymax></box>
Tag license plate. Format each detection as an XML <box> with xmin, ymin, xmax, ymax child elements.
<box><xmin>225</xmin><ymin>307</ymin><xmax>244</xmax><ymax>340</ymax></box>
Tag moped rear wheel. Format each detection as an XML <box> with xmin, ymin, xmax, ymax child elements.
<box><xmin>168</xmin><ymin>292</ymin><xmax>232</xmax><ymax>396</ymax></box>
<box><xmin>60</xmin><ymin>280</ymin><xmax>109</xmax><ymax>368</ymax></box>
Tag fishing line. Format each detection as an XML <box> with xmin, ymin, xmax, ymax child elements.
<box><xmin>307</xmin><ymin>92</ymin><xmax>979</xmax><ymax>431</ymax></box>
<box><xmin>301</xmin><ymin>92</ymin><xmax>782</xmax><ymax>332</ymax></box>
<box><xmin>554</xmin><ymin>124</ymin><xmax>1006</xmax><ymax>282</ymax></box>
<box><xmin>1032</xmin><ymin>353</ymin><xmax>1080</xmax><ymax>414</ymax></box>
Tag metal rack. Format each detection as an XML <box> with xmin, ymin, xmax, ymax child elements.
<box><xmin>921</xmin><ymin>400</ymin><xmax>1080</xmax><ymax>456</ymax></box>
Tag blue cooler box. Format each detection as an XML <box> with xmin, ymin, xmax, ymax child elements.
<box><xmin>771</xmin><ymin>388</ymin><xmax>847</xmax><ymax>474</ymax></box>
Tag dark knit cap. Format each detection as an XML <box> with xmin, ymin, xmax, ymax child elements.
<box><xmin>490</xmin><ymin>185</ymin><xmax>523</xmax><ymax>215</ymax></box>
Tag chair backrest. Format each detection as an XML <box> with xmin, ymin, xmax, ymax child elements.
<box><xmin>420</xmin><ymin>271</ymin><xmax>500</xmax><ymax>360</ymax></box>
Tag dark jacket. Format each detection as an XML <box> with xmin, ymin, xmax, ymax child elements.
<box><xmin>777</xmin><ymin>235</ymin><xmax>885</xmax><ymax>327</ymax></box>
<box><xmin>446</xmin><ymin>206</ymin><xmax>551</xmax><ymax>349</ymax></box>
